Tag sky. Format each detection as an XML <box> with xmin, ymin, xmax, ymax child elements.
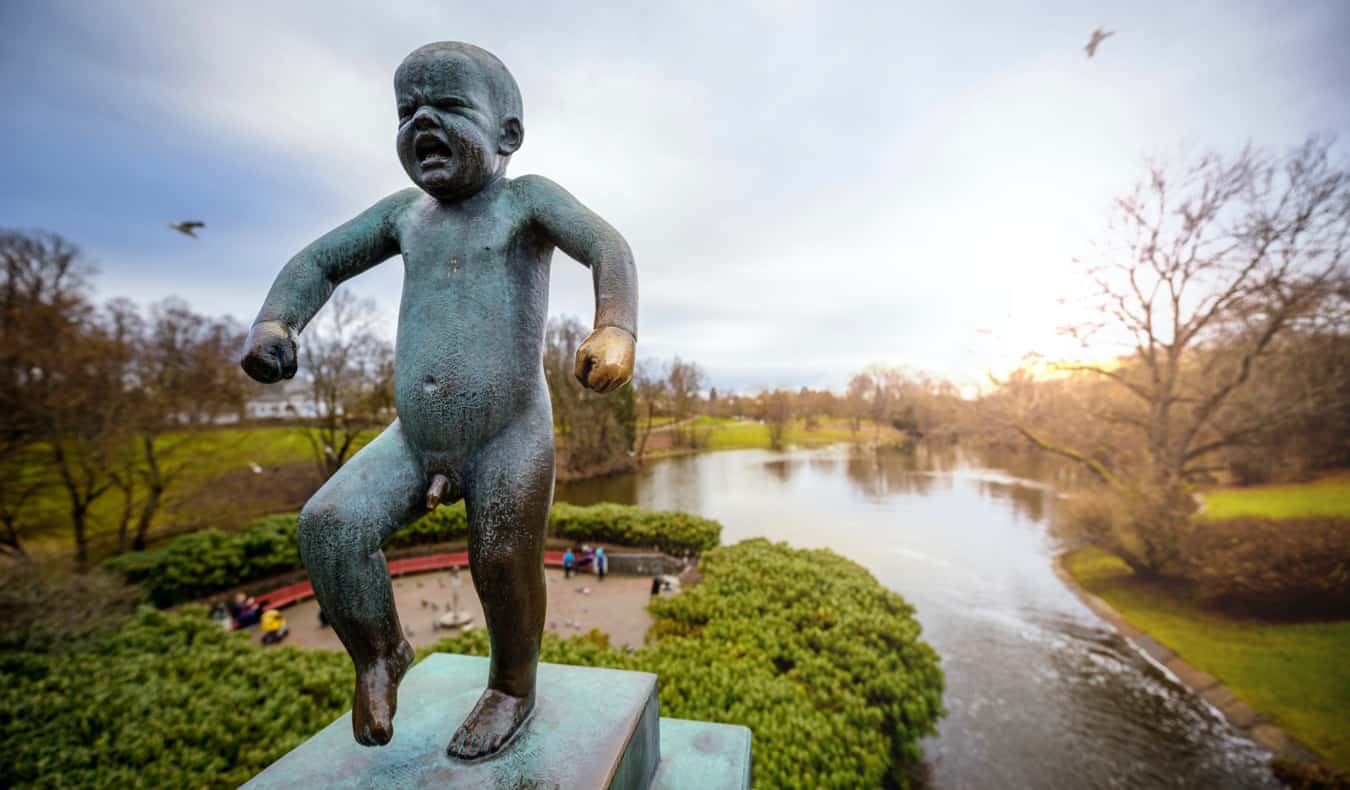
<box><xmin>2</xmin><ymin>1</ymin><xmax>1348</xmax><ymax>393</ymax></box>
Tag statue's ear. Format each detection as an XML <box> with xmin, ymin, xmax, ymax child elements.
<box><xmin>498</xmin><ymin>117</ymin><xmax>523</xmax><ymax>155</ymax></box>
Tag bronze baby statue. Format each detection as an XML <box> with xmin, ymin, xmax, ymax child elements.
<box><xmin>240</xmin><ymin>41</ymin><xmax>637</xmax><ymax>759</ymax></box>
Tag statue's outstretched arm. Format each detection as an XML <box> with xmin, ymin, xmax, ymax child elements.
<box><xmin>241</xmin><ymin>189</ymin><xmax>414</xmax><ymax>383</ymax></box>
<box><xmin>252</xmin><ymin>189</ymin><xmax>416</xmax><ymax>333</ymax></box>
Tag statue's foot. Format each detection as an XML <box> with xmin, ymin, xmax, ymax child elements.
<box><xmin>352</xmin><ymin>640</ymin><xmax>415</xmax><ymax>746</ymax></box>
<box><xmin>447</xmin><ymin>688</ymin><xmax>536</xmax><ymax>760</ymax></box>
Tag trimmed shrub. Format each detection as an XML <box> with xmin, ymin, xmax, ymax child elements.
<box><xmin>548</xmin><ymin>502</ymin><xmax>720</xmax><ymax>556</ymax></box>
<box><xmin>105</xmin><ymin>517</ymin><xmax>301</xmax><ymax>607</ymax></box>
<box><xmin>386</xmin><ymin>502</ymin><xmax>470</xmax><ymax>548</ymax></box>
<box><xmin>0</xmin><ymin>606</ymin><xmax>352</xmax><ymax>789</ymax></box>
<box><xmin>14</xmin><ymin>539</ymin><xmax>944</xmax><ymax>788</ymax></box>
<box><xmin>107</xmin><ymin>503</ymin><xmax>720</xmax><ymax>607</ymax></box>
<box><xmin>430</xmin><ymin>539</ymin><xmax>944</xmax><ymax>787</ymax></box>
<box><xmin>1175</xmin><ymin>516</ymin><xmax>1350</xmax><ymax>617</ymax></box>
<box><xmin>0</xmin><ymin>563</ymin><xmax>143</xmax><ymax>653</ymax></box>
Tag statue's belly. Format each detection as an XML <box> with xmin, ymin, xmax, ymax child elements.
<box><xmin>393</xmin><ymin>282</ymin><xmax>545</xmax><ymax>465</ymax></box>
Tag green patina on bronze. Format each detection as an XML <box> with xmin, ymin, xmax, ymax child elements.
<box><xmin>651</xmin><ymin>718</ymin><xmax>753</xmax><ymax>790</ymax></box>
<box><xmin>244</xmin><ymin>655</ymin><xmax>750</xmax><ymax>789</ymax></box>
<box><xmin>239</xmin><ymin>41</ymin><xmax>638</xmax><ymax>759</ymax></box>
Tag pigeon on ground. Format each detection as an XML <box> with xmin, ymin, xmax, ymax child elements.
<box><xmin>169</xmin><ymin>221</ymin><xmax>205</xmax><ymax>238</ymax></box>
<box><xmin>1085</xmin><ymin>28</ymin><xmax>1114</xmax><ymax>58</ymax></box>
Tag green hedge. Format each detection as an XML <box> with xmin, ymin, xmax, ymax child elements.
<box><xmin>105</xmin><ymin>516</ymin><xmax>302</xmax><ymax>608</ymax></box>
<box><xmin>107</xmin><ymin>503</ymin><xmax>719</xmax><ymax>608</ymax></box>
<box><xmin>0</xmin><ymin>606</ymin><xmax>353</xmax><ymax>789</ymax></box>
<box><xmin>432</xmin><ymin>539</ymin><xmax>943</xmax><ymax>787</ymax></box>
<box><xmin>5</xmin><ymin>539</ymin><xmax>943</xmax><ymax>789</ymax></box>
<box><xmin>548</xmin><ymin>502</ymin><xmax>720</xmax><ymax>556</ymax></box>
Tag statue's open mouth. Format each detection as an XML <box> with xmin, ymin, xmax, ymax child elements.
<box><xmin>415</xmin><ymin>134</ymin><xmax>453</xmax><ymax>169</ymax></box>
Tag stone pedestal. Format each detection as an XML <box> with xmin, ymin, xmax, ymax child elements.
<box><xmin>244</xmin><ymin>654</ymin><xmax>750</xmax><ymax>789</ymax></box>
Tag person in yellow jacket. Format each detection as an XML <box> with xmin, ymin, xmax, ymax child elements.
<box><xmin>260</xmin><ymin>609</ymin><xmax>289</xmax><ymax>645</ymax></box>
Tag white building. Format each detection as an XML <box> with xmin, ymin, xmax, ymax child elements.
<box><xmin>244</xmin><ymin>378</ymin><xmax>337</xmax><ymax>420</ymax></box>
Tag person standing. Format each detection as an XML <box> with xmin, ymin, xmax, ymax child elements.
<box><xmin>563</xmin><ymin>548</ymin><xmax>575</xmax><ymax>579</ymax></box>
<box><xmin>595</xmin><ymin>547</ymin><xmax>607</xmax><ymax>581</ymax></box>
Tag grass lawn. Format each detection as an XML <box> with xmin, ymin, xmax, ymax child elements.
<box><xmin>1065</xmin><ymin>547</ymin><xmax>1350</xmax><ymax>772</ymax></box>
<box><xmin>693</xmin><ymin>416</ymin><xmax>907</xmax><ymax>451</ymax></box>
<box><xmin>22</xmin><ymin>425</ymin><xmax>380</xmax><ymax>557</ymax></box>
<box><xmin>1200</xmin><ymin>472</ymin><xmax>1350</xmax><ymax>520</ymax></box>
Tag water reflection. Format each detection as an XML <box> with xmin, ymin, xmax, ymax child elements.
<box><xmin>975</xmin><ymin>478</ymin><xmax>1048</xmax><ymax>524</ymax></box>
<box><xmin>556</xmin><ymin>444</ymin><xmax>1279</xmax><ymax>789</ymax></box>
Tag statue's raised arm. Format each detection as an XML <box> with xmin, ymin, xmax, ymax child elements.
<box><xmin>240</xmin><ymin>190</ymin><xmax>413</xmax><ymax>383</ymax></box>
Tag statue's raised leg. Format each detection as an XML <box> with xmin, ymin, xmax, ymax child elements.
<box><xmin>297</xmin><ymin>419</ymin><xmax>431</xmax><ymax>746</ymax></box>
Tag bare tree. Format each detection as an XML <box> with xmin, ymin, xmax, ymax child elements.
<box><xmin>763</xmin><ymin>389</ymin><xmax>792</xmax><ymax>450</ymax></box>
<box><xmin>42</xmin><ymin>303</ymin><xmax>137</xmax><ymax>565</ymax></box>
<box><xmin>666</xmin><ymin>357</ymin><xmax>705</xmax><ymax>448</ymax></box>
<box><xmin>543</xmin><ymin>315</ymin><xmax>634</xmax><ymax>475</ymax></box>
<box><xmin>297</xmin><ymin>289</ymin><xmax>393</xmax><ymax>480</ymax></box>
<box><xmin>1018</xmin><ymin>138</ymin><xmax>1350</xmax><ymax>575</ymax></box>
<box><xmin>116</xmin><ymin>299</ymin><xmax>248</xmax><ymax>551</ymax></box>
<box><xmin>849</xmin><ymin>364</ymin><xmax>901</xmax><ymax>440</ymax></box>
<box><xmin>0</xmin><ymin>232</ymin><xmax>136</xmax><ymax>563</ymax></box>
<box><xmin>632</xmin><ymin>360</ymin><xmax>667</xmax><ymax>462</ymax></box>
<box><xmin>845</xmin><ymin>373</ymin><xmax>870</xmax><ymax>435</ymax></box>
<box><xmin>0</xmin><ymin>231</ymin><xmax>95</xmax><ymax>556</ymax></box>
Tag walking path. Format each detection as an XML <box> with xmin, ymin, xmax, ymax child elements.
<box><xmin>252</xmin><ymin>568</ymin><xmax>656</xmax><ymax>651</ymax></box>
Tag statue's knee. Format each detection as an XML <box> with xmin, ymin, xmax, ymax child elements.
<box><xmin>471</xmin><ymin>548</ymin><xmax>519</xmax><ymax>582</ymax></box>
<box><xmin>297</xmin><ymin>498</ymin><xmax>343</xmax><ymax>555</ymax></box>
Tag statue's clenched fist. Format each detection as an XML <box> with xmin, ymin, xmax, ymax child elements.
<box><xmin>574</xmin><ymin>326</ymin><xmax>635</xmax><ymax>393</ymax></box>
<box><xmin>241</xmin><ymin>320</ymin><xmax>298</xmax><ymax>383</ymax></box>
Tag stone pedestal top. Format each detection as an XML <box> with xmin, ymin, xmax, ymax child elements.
<box><xmin>244</xmin><ymin>653</ymin><xmax>751</xmax><ymax>789</ymax></box>
<box><xmin>244</xmin><ymin>654</ymin><xmax>660</xmax><ymax>789</ymax></box>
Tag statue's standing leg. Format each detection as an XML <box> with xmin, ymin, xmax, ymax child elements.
<box><xmin>448</xmin><ymin>400</ymin><xmax>553</xmax><ymax>759</ymax></box>
<box><xmin>297</xmin><ymin>419</ymin><xmax>429</xmax><ymax>747</ymax></box>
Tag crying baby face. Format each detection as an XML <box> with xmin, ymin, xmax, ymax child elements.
<box><xmin>394</xmin><ymin>43</ymin><xmax>524</xmax><ymax>201</ymax></box>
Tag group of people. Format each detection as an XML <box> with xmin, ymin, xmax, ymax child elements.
<box><xmin>227</xmin><ymin>593</ymin><xmax>262</xmax><ymax>628</ymax></box>
<box><xmin>561</xmin><ymin>545</ymin><xmax>608</xmax><ymax>580</ymax></box>
<box><xmin>216</xmin><ymin>593</ymin><xmax>289</xmax><ymax>644</ymax></box>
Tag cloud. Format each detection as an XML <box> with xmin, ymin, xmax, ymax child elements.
<box><xmin>2</xmin><ymin>1</ymin><xmax>1347</xmax><ymax>392</ymax></box>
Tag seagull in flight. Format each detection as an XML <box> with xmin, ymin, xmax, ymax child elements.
<box><xmin>1085</xmin><ymin>28</ymin><xmax>1114</xmax><ymax>58</ymax></box>
<box><xmin>169</xmin><ymin>220</ymin><xmax>205</xmax><ymax>238</ymax></box>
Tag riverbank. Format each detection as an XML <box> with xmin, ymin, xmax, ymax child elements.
<box><xmin>1058</xmin><ymin>547</ymin><xmax>1350</xmax><ymax>776</ymax></box>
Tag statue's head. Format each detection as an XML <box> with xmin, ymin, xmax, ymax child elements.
<box><xmin>395</xmin><ymin>42</ymin><xmax>523</xmax><ymax>201</ymax></box>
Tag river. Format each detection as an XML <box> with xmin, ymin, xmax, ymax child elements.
<box><xmin>556</xmin><ymin>443</ymin><xmax>1280</xmax><ymax>789</ymax></box>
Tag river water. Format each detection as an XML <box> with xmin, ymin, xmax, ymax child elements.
<box><xmin>556</xmin><ymin>443</ymin><xmax>1280</xmax><ymax>789</ymax></box>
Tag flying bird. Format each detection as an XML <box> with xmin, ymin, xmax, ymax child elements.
<box><xmin>1085</xmin><ymin>28</ymin><xmax>1114</xmax><ymax>58</ymax></box>
<box><xmin>169</xmin><ymin>220</ymin><xmax>205</xmax><ymax>238</ymax></box>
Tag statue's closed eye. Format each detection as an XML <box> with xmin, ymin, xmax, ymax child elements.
<box><xmin>435</xmin><ymin>97</ymin><xmax>471</xmax><ymax>112</ymax></box>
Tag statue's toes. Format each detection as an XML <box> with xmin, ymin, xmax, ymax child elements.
<box><xmin>446</xmin><ymin>726</ymin><xmax>471</xmax><ymax>758</ymax></box>
<box><xmin>354</xmin><ymin>711</ymin><xmax>394</xmax><ymax>746</ymax></box>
